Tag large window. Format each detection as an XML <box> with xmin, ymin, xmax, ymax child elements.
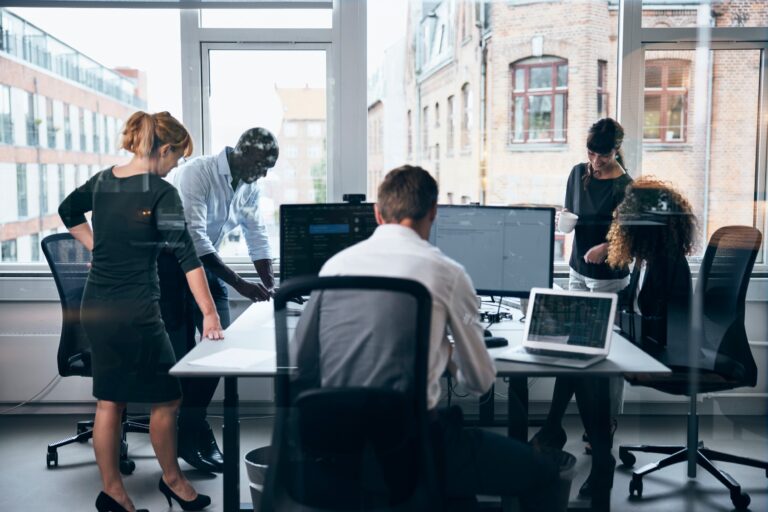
<box><xmin>0</xmin><ymin>85</ymin><xmax>11</xmax><ymax>144</ymax></box>
<box><xmin>446</xmin><ymin>94</ymin><xmax>455</xmax><ymax>157</ymax></box>
<box><xmin>16</xmin><ymin>164</ymin><xmax>27</xmax><ymax>217</ymax></box>
<box><xmin>422</xmin><ymin>105</ymin><xmax>429</xmax><ymax>159</ymax></box>
<box><xmin>509</xmin><ymin>56</ymin><xmax>568</xmax><ymax>144</ymax></box>
<box><xmin>63</xmin><ymin>103</ymin><xmax>72</xmax><ymax>150</ymax></box>
<box><xmin>1</xmin><ymin>240</ymin><xmax>17</xmax><ymax>262</ymax></box>
<box><xmin>597</xmin><ymin>59</ymin><xmax>608</xmax><ymax>119</ymax></box>
<box><xmin>643</xmin><ymin>59</ymin><xmax>689</xmax><ymax>142</ymax></box>
<box><xmin>26</xmin><ymin>92</ymin><xmax>38</xmax><ymax>146</ymax></box>
<box><xmin>460</xmin><ymin>82</ymin><xmax>471</xmax><ymax>152</ymax></box>
<box><xmin>45</xmin><ymin>97</ymin><xmax>55</xmax><ymax>148</ymax></box>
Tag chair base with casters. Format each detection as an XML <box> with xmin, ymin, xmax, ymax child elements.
<box><xmin>619</xmin><ymin>393</ymin><xmax>767</xmax><ymax>510</ymax></box>
<box><xmin>46</xmin><ymin>411</ymin><xmax>150</xmax><ymax>475</ymax></box>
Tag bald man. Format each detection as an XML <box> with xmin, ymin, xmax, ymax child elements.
<box><xmin>158</xmin><ymin>128</ymin><xmax>279</xmax><ymax>473</ymax></box>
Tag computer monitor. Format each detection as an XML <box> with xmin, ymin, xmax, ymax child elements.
<box><xmin>428</xmin><ymin>205</ymin><xmax>554</xmax><ymax>297</ymax></box>
<box><xmin>279</xmin><ymin>203</ymin><xmax>377</xmax><ymax>282</ymax></box>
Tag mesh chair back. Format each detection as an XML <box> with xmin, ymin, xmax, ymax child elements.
<box><xmin>694</xmin><ymin>226</ymin><xmax>761</xmax><ymax>385</ymax></box>
<box><xmin>264</xmin><ymin>276</ymin><xmax>436</xmax><ymax>511</ymax></box>
<box><xmin>41</xmin><ymin>233</ymin><xmax>92</xmax><ymax>377</ymax></box>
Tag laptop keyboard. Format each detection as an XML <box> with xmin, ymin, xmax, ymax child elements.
<box><xmin>524</xmin><ymin>347</ymin><xmax>597</xmax><ymax>361</ymax></box>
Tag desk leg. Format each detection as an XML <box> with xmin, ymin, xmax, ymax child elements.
<box><xmin>479</xmin><ymin>385</ymin><xmax>495</xmax><ymax>426</ymax></box>
<box><xmin>506</xmin><ymin>377</ymin><xmax>528</xmax><ymax>442</ymax></box>
<box><xmin>223</xmin><ymin>377</ymin><xmax>243</xmax><ymax>512</ymax></box>
<box><xmin>585</xmin><ymin>377</ymin><xmax>613</xmax><ymax>512</ymax></box>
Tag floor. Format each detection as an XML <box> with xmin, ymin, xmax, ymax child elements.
<box><xmin>0</xmin><ymin>414</ymin><xmax>766</xmax><ymax>511</ymax></box>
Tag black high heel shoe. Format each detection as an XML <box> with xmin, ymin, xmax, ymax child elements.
<box><xmin>95</xmin><ymin>491</ymin><xmax>148</xmax><ymax>512</ymax></box>
<box><xmin>158</xmin><ymin>478</ymin><xmax>211</xmax><ymax>511</ymax></box>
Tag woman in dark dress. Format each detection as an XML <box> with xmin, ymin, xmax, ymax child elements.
<box><xmin>58</xmin><ymin>111</ymin><xmax>223</xmax><ymax>512</ymax></box>
<box><xmin>530</xmin><ymin>118</ymin><xmax>632</xmax><ymax>496</ymax></box>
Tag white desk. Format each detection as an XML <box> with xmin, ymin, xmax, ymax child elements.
<box><xmin>171</xmin><ymin>302</ymin><xmax>670</xmax><ymax>512</ymax></box>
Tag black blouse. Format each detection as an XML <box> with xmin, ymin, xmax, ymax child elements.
<box><xmin>58</xmin><ymin>168</ymin><xmax>201</xmax><ymax>301</ymax></box>
<box><xmin>564</xmin><ymin>163</ymin><xmax>632</xmax><ymax>280</ymax></box>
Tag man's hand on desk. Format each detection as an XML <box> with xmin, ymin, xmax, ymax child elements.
<box><xmin>202</xmin><ymin>312</ymin><xmax>225</xmax><ymax>340</ymax></box>
<box><xmin>235</xmin><ymin>279</ymin><xmax>272</xmax><ymax>302</ymax></box>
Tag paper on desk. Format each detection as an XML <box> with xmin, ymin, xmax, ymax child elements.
<box><xmin>188</xmin><ymin>348</ymin><xmax>275</xmax><ymax>369</ymax></box>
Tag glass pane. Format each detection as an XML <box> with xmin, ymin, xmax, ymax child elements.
<box><xmin>643</xmin><ymin>49</ymin><xmax>762</xmax><ymax>258</ymax></box>
<box><xmin>515</xmin><ymin>68</ymin><xmax>525</xmax><ymax>91</ymax></box>
<box><xmin>667</xmin><ymin>63</ymin><xmax>687</xmax><ymax>88</ymax></box>
<box><xmin>367</xmin><ymin>0</ymin><xmax>620</xmax><ymax>263</ymax></box>
<box><xmin>665</xmin><ymin>94</ymin><xmax>685</xmax><ymax>141</ymax></box>
<box><xmin>557</xmin><ymin>64</ymin><xmax>568</xmax><ymax>88</ymax></box>
<box><xmin>645</xmin><ymin>65</ymin><xmax>662</xmax><ymax>88</ymax></box>
<box><xmin>200</xmin><ymin>9</ymin><xmax>332</xmax><ymax>29</ymax></box>
<box><xmin>207</xmin><ymin>49</ymin><xmax>327</xmax><ymax>260</ymax></box>
<box><xmin>529</xmin><ymin>66</ymin><xmax>552</xmax><ymax>89</ymax></box>
<box><xmin>1</xmin><ymin>7</ymin><xmax>179</xmax><ymax>263</ymax></box>
<box><xmin>642</xmin><ymin>1</ymin><xmax>767</xmax><ymax>28</ymax></box>
<box><xmin>554</xmin><ymin>94</ymin><xmax>565</xmax><ymax>141</ymax></box>
<box><xmin>514</xmin><ymin>97</ymin><xmax>524</xmax><ymax>141</ymax></box>
<box><xmin>643</xmin><ymin>94</ymin><xmax>661</xmax><ymax>139</ymax></box>
<box><xmin>528</xmin><ymin>95</ymin><xmax>552</xmax><ymax>141</ymax></box>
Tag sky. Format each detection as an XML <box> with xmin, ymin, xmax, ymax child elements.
<box><xmin>9</xmin><ymin>2</ymin><xmax>408</xmax><ymax>134</ymax></box>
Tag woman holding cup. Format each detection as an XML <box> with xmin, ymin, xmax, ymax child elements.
<box><xmin>532</xmin><ymin>118</ymin><xmax>632</xmax><ymax>497</ymax></box>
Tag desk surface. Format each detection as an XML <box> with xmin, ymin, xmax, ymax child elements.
<box><xmin>170</xmin><ymin>302</ymin><xmax>670</xmax><ymax>378</ymax></box>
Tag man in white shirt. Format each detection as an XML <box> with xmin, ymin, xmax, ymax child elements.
<box><xmin>158</xmin><ymin>127</ymin><xmax>278</xmax><ymax>473</ymax></box>
<box><xmin>317</xmin><ymin>166</ymin><xmax>559</xmax><ymax>510</ymax></box>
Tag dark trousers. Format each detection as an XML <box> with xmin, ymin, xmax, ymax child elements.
<box><xmin>434</xmin><ymin>407</ymin><xmax>561</xmax><ymax>512</ymax></box>
<box><xmin>158</xmin><ymin>252</ymin><xmax>231</xmax><ymax>432</ymax></box>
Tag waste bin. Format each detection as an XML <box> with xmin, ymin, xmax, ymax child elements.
<box><xmin>245</xmin><ymin>446</ymin><xmax>270</xmax><ymax>511</ymax></box>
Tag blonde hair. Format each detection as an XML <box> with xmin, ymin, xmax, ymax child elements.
<box><xmin>120</xmin><ymin>111</ymin><xmax>193</xmax><ymax>158</ymax></box>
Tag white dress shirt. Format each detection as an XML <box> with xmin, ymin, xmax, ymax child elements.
<box><xmin>168</xmin><ymin>148</ymin><xmax>271</xmax><ymax>261</ymax></box>
<box><xmin>320</xmin><ymin>224</ymin><xmax>496</xmax><ymax>410</ymax></box>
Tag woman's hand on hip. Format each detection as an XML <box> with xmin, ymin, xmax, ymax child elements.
<box><xmin>583</xmin><ymin>242</ymin><xmax>609</xmax><ymax>264</ymax></box>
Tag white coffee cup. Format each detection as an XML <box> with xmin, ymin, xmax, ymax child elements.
<box><xmin>557</xmin><ymin>211</ymin><xmax>579</xmax><ymax>233</ymax></box>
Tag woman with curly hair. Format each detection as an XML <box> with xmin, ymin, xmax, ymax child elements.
<box><xmin>606</xmin><ymin>177</ymin><xmax>697</xmax><ymax>349</ymax></box>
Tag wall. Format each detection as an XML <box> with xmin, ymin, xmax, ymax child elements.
<box><xmin>1</xmin><ymin>275</ymin><xmax>765</xmax><ymax>417</ymax></box>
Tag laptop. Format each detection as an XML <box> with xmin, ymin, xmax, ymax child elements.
<box><xmin>496</xmin><ymin>288</ymin><xmax>618</xmax><ymax>369</ymax></box>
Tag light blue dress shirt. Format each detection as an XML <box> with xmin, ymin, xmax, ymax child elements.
<box><xmin>169</xmin><ymin>147</ymin><xmax>271</xmax><ymax>262</ymax></box>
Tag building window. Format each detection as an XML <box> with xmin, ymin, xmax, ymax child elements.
<box><xmin>435</xmin><ymin>102</ymin><xmax>440</xmax><ymax>128</ymax></box>
<box><xmin>64</xmin><ymin>103</ymin><xmax>73</xmax><ymax>150</ymax></box>
<box><xmin>307</xmin><ymin>121</ymin><xmax>323</xmax><ymax>138</ymax></box>
<box><xmin>597</xmin><ymin>60</ymin><xmax>608</xmax><ymax>119</ymax></box>
<box><xmin>446</xmin><ymin>95</ymin><xmax>455</xmax><ymax>157</ymax></box>
<box><xmin>103</xmin><ymin>116</ymin><xmax>109</xmax><ymax>153</ymax></box>
<box><xmin>285</xmin><ymin>145</ymin><xmax>299</xmax><ymax>158</ymax></box>
<box><xmin>644</xmin><ymin>59</ymin><xmax>689</xmax><ymax>142</ymax></box>
<box><xmin>46</xmin><ymin>97</ymin><xmax>56</xmax><ymax>148</ymax></box>
<box><xmin>308</xmin><ymin>144</ymin><xmax>322</xmax><ymax>158</ymax></box>
<box><xmin>407</xmin><ymin>109</ymin><xmax>413</xmax><ymax>159</ymax></box>
<box><xmin>0</xmin><ymin>85</ymin><xmax>13</xmax><ymax>144</ymax></box>
<box><xmin>509</xmin><ymin>56</ymin><xmax>568</xmax><ymax>143</ymax></box>
<box><xmin>79</xmin><ymin>108</ymin><xmax>86</xmax><ymax>151</ymax></box>
<box><xmin>92</xmin><ymin>112</ymin><xmax>100</xmax><ymax>153</ymax></box>
<box><xmin>40</xmin><ymin>165</ymin><xmax>49</xmax><ymax>215</ymax></box>
<box><xmin>461</xmin><ymin>83</ymin><xmax>472</xmax><ymax>152</ymax></box>
<box><xmin>26</xmin><ymin>92</ymin><xmax>39</xmax><ymax>146</ymax></box>
<box><xmin>30</xmin><ymin>233</ymin><xmax>40</xmax><ymax>262</ymax></box>
<box><xmin>422</xmin><ymin>105</ymin><xmax>429</xmax><ymax>159</ymax></box>
<box><xmin>16</xmin><ymin>164</ymin><xmax>28</xmax><ymax>218</ymax></box>
<box><xmin>283</xmin><ymin>121</ymin><xmax>298</xmax><ymax>137</ymax></box>
<box><xmin>1</xmin><ymin>240</ymin><xmax>17</xmax><ymax>262</ymax></box>
<box><xmin>58</xmin><ymin>164</ymin><xmax>66</xmax><ymax>203</ymax></box>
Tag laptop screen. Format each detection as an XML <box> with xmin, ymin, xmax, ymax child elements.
<box><xmin>527</xmin><ymin>293</ymin><xmax>614</xmax><ymax>348</ymax></box>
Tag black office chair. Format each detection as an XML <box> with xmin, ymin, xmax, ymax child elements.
<box><xmin>260</xmin><ymin>276</ymin><xmax>441</xmax><ymax>511</ymax></box>
<box><xmin>42</xmin><ymin>233</ymin><xmax>149</xmax><ymax>475</ymax></box>
<box><xmin>619</xmin><ymin>226</ymin><xmax>767</xmax><ymax>510</ymax></box>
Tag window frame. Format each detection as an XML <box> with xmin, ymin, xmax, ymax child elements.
<box><xmin>460</xmin><ymin>82</ymin><xmax>472</xmax><ymax>153</ymax></box>
<box><xmin>508</xmin><ymin>57</ymin><xmax>569</xmax><ymax>145</ymax></box>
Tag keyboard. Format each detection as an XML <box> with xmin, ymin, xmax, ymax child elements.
<box><xmin>523</xmin><ymin>347</ymin><xmax>597</xmax><ymax>361</ymax></box>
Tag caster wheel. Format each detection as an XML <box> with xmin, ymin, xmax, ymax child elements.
<box><xmin>76</xmin><ymin>424</ymin><xmax>89</xmax><ymax>440</ymax></box>
<box><xmin>46</xmin><ymin>451</ymin><xmax>58</xmax><ymax>468</ymax></box>
<box><xmin>730</xmin><ymin>491</ymin><xmax>750</xmax><ymax>510</ymax></box>
<box><xmin>629</xmin><ymin>475</ymin><xmax>643</xmax><ymax>498</ymax></box>
<box><xmin>119</xmin><ymin>459</ymin><xmax>135</xmax><ymax>475</ymax></box>
<box><xmin>619</xmin><ymin>448</ymin><xmax>636</xmax><ymax>467</ymax></box>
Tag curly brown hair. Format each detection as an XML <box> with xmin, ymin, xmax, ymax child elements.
<box><xmin>606</xmin><ymin>177</ymin><xmax>697</xmax><ymax>269</ymax></box>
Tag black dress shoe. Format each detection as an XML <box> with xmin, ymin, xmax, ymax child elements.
<box><xmin>178</xmin><ymin>431</ymin><xmax>219</xmax><ymax>473</ymax></box>
<box><xmin>198</xmin><ymin>425</ymin><xmax>224</xmax><ymax>473</ymax></box>
<box><xmin>95</xmin><ymin>491</ymin><xmax>148</xmax><ymax>512</ymax></box>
